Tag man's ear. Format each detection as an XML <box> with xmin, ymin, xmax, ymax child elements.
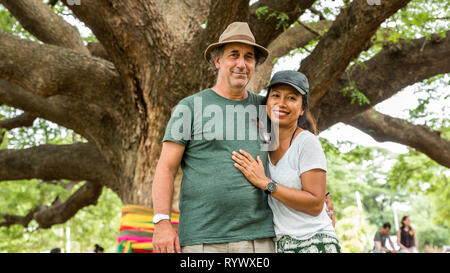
<box><xmin>214</xmin><ymin>57</ymin><xmax>220</xmax><ymax>70</ymax></box>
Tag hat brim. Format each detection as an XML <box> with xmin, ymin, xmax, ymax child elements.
<box><xmin>204</xmin><ymin>40</ymin><xmax>269</xmax><ymax>64</ymax></box>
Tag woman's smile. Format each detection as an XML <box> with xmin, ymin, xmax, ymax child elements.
<box><xmin>272</xmin><ymin>109</ymin><xmax>290</xmax><ymax>118</ymax></box>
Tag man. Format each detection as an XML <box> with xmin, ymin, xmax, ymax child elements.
<box><xmin>373</xmin><ymin>222</ymin><xmax>397</xmax><ymax>253</ymax></box>
<box><xmin>152</xmin><ymin>22</ymin><xmax>275</xmax><ymax>253</ymax></box>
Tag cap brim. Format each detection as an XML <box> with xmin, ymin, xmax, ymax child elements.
<box><xmin>267</xmin><ymin>80</ymin><xmax>307</xmax><ymax>95</ymax></box>
<box><xmin>204</xmin><ymin>40</ymin><xmax>269</xmax><ymax>64</ymax></box>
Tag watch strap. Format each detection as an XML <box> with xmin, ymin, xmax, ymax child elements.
<box><xmin>153</xmin><ymin>213</ymin><xmax>170</xmax><ymax>224</ymax></box>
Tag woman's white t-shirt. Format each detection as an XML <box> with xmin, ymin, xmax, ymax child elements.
<box><xmin>267</xmin><ymin>130</ymin><xmax>337</xmax><ymax>241</ymax></box>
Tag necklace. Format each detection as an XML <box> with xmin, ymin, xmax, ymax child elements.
<box><xmin>289</xmin><ymin>127</ymin><xmax>299</xmax><ymax>147</ymax></box>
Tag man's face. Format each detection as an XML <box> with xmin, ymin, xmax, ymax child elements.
<box><xmin>214</xmin><ymin>42</ymin><xmax>256</xmax><ymax>90</ymax></box>
<box><xmin>382</xmin><ymin>228</ymin><xmax>390</xmax><ymax>235</ymax></box>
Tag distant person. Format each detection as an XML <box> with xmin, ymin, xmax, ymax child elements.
<box><xmin>50</xmin><ymin>248</ymin><xmax>61</xmax><ymax>253</ymax></box>
<box><xmin>94</xmin><ymin>244</ymin><xmax>104</xmax><ymax>253</ymax></box>
<box><xmin>373</xmin><ymin>222</ymin><xmax>396</xmax><ymax>253</ymax></box>
<box><xmin>397</xmin><ymin>216</ymin><xmax>418</xmax><ymax>253</ymax></box>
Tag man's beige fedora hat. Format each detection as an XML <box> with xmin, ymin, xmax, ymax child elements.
<box><xmin>204</xmin><ymin>22</ymin><xmax>269</xmax><ymax>63</ymax></box>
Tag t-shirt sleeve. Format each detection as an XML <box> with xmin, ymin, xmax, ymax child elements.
<box><xmin>374</xmin><ymin>231</ymin><xmax>381</xmax><ymax>242</ymax></box>
<box><xmin>297</xmin><ymin>133</ymin><xmax>327</xmax><ymax>176</ymax></box>
<box><xmin>162</xmin><ymin>98</ymin><xmax>193</xmax><ymax>146</ymax></box>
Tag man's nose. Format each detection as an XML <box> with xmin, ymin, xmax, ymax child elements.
<box><xmin>236</xmin><ymin>56</ymin><xmax>246</xmax><ymax>68</ymax></box>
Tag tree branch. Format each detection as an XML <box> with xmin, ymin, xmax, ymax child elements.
<box><xmin>192</xmin><ymin>0</ymin><xmax>250</xmax><ymax>62</ymax></box>
<box><xmin>182</xmin><ymin>0</ymin><xmax>251</xmax><ymax>101</ymax></box>
<box><xmin>0</xmin><ymin>79</ymin><xmax>116</xmax><ymax>143</ymax></box>
<box><xmin>0</xmin><ymin>0</ymin><xmax>89</xmax><ymax>55</ymax></box>
<box><xmin>249</xmin><ymin>0</ymin><xmax>316</xmax><ymax>47</ymax></box>
<box><xmin>299</xmin><ymin>0</ymin><xmax>411</xmax><ymax>108</ymax></box>
<box><xmin>0</xmin><ymin>182</ymin><xmax>103</xmax><ymax>229</ymax></box>
<box><xmin>0</xmin><ymin>30</ymin><xmax>121</xmax><ymax>111</ymax></box>
<box><xmin>314</xmin><ymin>31</ymin><xmax>450</xmax><ymax>131</ymax></box>
<box><xmin>0</xmin><ymin>143</ymin><xmax>115</xmax><ymax>184</ymax></box>
<box><xmin>248</xmin><ymin>20</ymin><xmax>331</xmax><ymax>93</ymax></box>
<box><xmin>0</xmin><ymin>112</ymin><xmax>37</xmax><ymax>130</ymax></box>
<box><xmin>63</xmin><ymin>0</ymin><xmax>174</xmax><ymax>70</ymax></box>
<box><xmin>156</xmin><ymin>0</ymin><xmax>210</xmax><ymax>42</ymax></box>
<box><xmin>344</xmin><ymin>109</ymin><xmax>450</xmax><ymax>168</ymax></box>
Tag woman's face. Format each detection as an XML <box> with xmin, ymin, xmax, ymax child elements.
<box><xmin>403</xmin><ymin>217</ymin><xmax>410</xmax><ymax>226</ymax></box>
<box><xmin>266</xmin><ymin>84</ymin><xmax>304</xmax><ymax>127</ymax></box>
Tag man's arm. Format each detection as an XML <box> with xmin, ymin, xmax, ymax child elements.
<box><xmin>375</xmin><ymin>241</ymin><xmax>391</xmax><ymax>253</ymax></box>
<box><xmin>152</xmin><ymin>141</ymin><xmax>185</xmax><ymax>253</ymax></box>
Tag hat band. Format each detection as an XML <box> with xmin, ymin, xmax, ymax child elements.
<box><xmin>221</xmin><ymin>35</ymin><xmax>255</xmax><ymax>43</ymax></box>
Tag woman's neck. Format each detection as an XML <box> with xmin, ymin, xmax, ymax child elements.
<box><xmin>278</xmin><ymin>123</ymin><xmax>299</xmax><ymax>142</ymax></box>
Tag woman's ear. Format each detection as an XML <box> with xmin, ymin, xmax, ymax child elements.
<box><xmin>300</xmin><ymin>109</ymin><xmax>305</xmax><ymax>117</ymax></box>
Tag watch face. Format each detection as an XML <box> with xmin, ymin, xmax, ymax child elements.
<box><xmin>267</xmin><ymin>181</ymin><xmax>277</xmax><ymax>192</ymax></box>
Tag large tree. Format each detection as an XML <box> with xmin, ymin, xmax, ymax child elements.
<box><xmin>0</xmin><ymin>0</ymin><xmax>449</xmax><ymax>229</ymax></box>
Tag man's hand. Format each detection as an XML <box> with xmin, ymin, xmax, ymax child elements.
<box><xmin>152</xmin><ymin>220</ymin><xmax>181</xmax><ymax>253</ymax></box>
<box><xmin>325</xmin><ymin>193</ymin><xmax>335</xmax><ymax>227</ymax></box>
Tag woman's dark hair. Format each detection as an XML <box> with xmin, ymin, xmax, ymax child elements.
<box><xmin>401</xmin><ymin>216</ymin><xmax>412</xmax><ymax>229</ymax></box>
<box><xmin>94</xmin><ymin>244</ymin><xmax>104</xmax><ymax>253</ymax></box>
<box><xmin>262</xmin><ymin>86</ymin><xmax>318</xmax><ymax>135</ymax></box>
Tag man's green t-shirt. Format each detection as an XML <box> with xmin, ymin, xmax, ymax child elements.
<box><xmin>163</xmin><ymin>88</ymin><xmax>275</xmax><ymax>246</ymax></box>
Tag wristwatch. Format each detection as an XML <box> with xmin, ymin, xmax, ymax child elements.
<box><xmin>153</xmin><ymin>214</ymin><xmax>170</xmax><ymax>224</ymax></box>
<box><xmin>264</xmin><ymin>180</ymin><xmax>278</xmax><ymax>194</ymax></box>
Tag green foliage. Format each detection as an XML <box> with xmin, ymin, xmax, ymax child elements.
<box><xmin>0</xmin><ymin>183</ymin><xmax>122</xmax><ymax>253</ymax></box>
<box><xmin>1</xmin><ymin>105</ymin><xmax>118</xmax><ymax>253</ymax></box>
<box><xmin>389</xmin><ymin>0</ymin><xmax>449</xmax><ymax>40</ymax></box>
<box><xmin>417</xmin><ymin>226</ymin><xmax>450</xmax><ymax>250</ymax></box>
<box><xmin>0</xmin><ymin>7</ymin><xmax>36</xmax><ymax>40</ymax></box>
<box><xmin>342</xmin><ymin>81</ymin><xmax>371</xmax><ymax>106</ymax></box>
<box><xmin>254</xmin><ymin>5</ymin><xmax>291</xmax><ymax>31</ymax></box>
<box><xmin>320</xmin><ymin>138</ymin><xmax>408</xmax><ymax>227</ymax></box>
<box><xmin>388</xmin><ymin>149</ymin><xmax>450</xmax><ymax>228</ymax></box>
<box><xmin>335</xmin><ymin>206</ymin><xmax>378</xmax><ymax>253</ymax></box>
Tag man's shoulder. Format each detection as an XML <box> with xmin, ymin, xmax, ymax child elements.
<box><xmin>247</xmin><ymin>90</ymin><xmax>265</xmax><ymax>103</ymax></box>
<box><xmin>177</xmin><ymin>88</ymin><xmax>212</xmax><ymax>105</ymax></box>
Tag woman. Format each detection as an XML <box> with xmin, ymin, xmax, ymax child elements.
<box><xmin>397</xmin><ymin>216</ymin><xmax>418</xmax><ymax>253</ymax></box>
<box><xmin>232</xmin><ymin>70</ymin><xmax>340</xmax><ymax>253</ymax></box>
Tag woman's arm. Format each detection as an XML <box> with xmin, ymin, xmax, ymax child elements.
<box><xmin>232</xmin><ymin>150</ymin><xmax>326</xmax><ymax>216</ymax></box>
<box><xmin>270</xmin><ymin>169</ymin><xmax>326</xmax><ymax>216</ymax></box>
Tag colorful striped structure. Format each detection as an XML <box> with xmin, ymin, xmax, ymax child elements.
<box><xmin>117</xmin><ymin>205</ymin><xmax>179</xmax><ymax>253</ymax></box>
